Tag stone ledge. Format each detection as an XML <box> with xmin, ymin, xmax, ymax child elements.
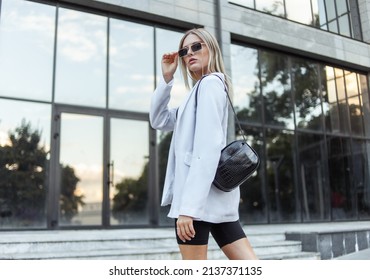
<box><xmin>286</xmin><ymin>230</ymin><xmax>370</xmax><ymax>259</ymax></box>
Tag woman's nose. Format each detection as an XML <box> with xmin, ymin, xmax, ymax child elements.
<box><xmin>187</xmin><ymin>48</ymin><xmax>195</xmax><ymax>56</ymax></box>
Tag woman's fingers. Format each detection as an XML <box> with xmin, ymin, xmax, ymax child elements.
<box><xmin>162</xmin><ymin>52</ymin><xmax>178</xmax><ymax>63</ymax></box>
<box><xmin>177</xmin><ymin>216</ymin><xmax>195</xmax><ymax>242</ymax></box>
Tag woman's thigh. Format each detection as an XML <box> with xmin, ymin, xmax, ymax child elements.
<box><xmin>178</xmin><ymin>244</ymin><xmax>208</xmax><ymax>260</ymax></box>
<box><xmin>175</xmin><ymin>219</ymin><xmax>211</xmax><ymax>260</ymax></box>
<box><xmin>221</xmin><ymin>237</ymin><xmax>258</xmax><ymax>260</ymax></box>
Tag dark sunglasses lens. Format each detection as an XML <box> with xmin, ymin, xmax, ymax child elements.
<box><xmin>191</xmin><ymin>42</ymin><xmax>202</xmax><ymax>52</ymax></box>
<box><xmin>178</xmin><ymin>48</ymin><xmax>188</xmax><ymax>57</ymax></box>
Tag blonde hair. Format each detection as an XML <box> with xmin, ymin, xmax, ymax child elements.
<box><xmin>178</xmin><ymin>28</ymin><xmax>232</xmax><ymax>92</ymax></box>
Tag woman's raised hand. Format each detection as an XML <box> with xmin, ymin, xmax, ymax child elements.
<box><xmin>162</xmin><ymin>52</ymin><xmax>178</xmax><ymax>84</ymax></box>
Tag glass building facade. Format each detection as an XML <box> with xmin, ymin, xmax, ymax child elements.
<box><xmin>229</xmin><ymin>0</ymin><xmax>362</xmax><ymax>39</ymax></box>
<box><xmin>0</xmin><ymin>0</ymin><xmax>369</xmax><ymax>230</ymax></box>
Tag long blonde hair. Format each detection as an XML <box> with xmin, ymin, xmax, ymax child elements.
<box><xmin>178</xmin><ymin>28</ymin><xmax>232</xmax><ymax>92</ymax></box>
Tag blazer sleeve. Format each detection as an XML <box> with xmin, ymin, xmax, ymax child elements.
<box><xmin>149</xmin><ymin>77</ymin><xmax>177</xmax><ymax>131</ymax></box>
<box><xmin>179</xmin><ymin>75</ymin><xmax>227</xmax><ymax>218</ymax></box>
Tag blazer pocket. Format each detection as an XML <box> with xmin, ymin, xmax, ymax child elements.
<box><xmin>184</xmin><ymin>152</ymin><xmax>193</xmax><ymax>166</ymax></box>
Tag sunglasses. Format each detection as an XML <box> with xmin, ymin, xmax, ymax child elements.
<box><xmin>178</xmin><ymin>42</ymin><xmax>205</xmax><ymax>57</ymax></box>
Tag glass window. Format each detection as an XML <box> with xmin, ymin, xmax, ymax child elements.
<box><xmin>312</xmin><ymin>0</ymin><xmax>320</xmax><ymax>27</ymax></box>
<box><xmin>0</xmin><ymin>0</ymin><xmax>55</xmax><ymax>102</ymax></box>
<box><xmin>285</xmin><ymin>0</ymin><xmax>313</xmax><ymax>25</ymax></box>
<box><xmin>110</xmin><ymin>119</ymin><xmax>149</xmax><ymax>225</ymax></box>
<box><xmin>256</xmin><ymin>0</ymin><xmax>285</xmax><ymax>17</ymax></box>
<box><xmin>338</xmin><ymin>14</ymin><xmax>351</xmax><ymax>37</ymax></box>
<box><xmin>357</xmin><ymin>140</ymin><xmax>370</xmax><ymax>220</ymax></box>
<box><xmin>324</xmin><ymin>66</ymin><xmax>340</xmax><ymax>133</ymax></box>
<box><xmin>230</xmin><ymin>44</ymin><xmax>261</xmax><ymax>123</ymax></box>
<box><xmin>266</xmin><ymin>129</ymin><xmax>297</xmax><ymax>222</ymax></box>
<box><xmin>344</xmin><ymin>71</ymin><xmax>358</xmax><ymax>98</ymax></box>
<box><xmin>291</xmin><ymin>57</ymin><xmax>323</xmax><ymax>131</ymax></box>
<box><xmin>238</xmin><ymin>126</ymin><xmax>266</xmax><ymax>224</ymax></box>
<box><xmin>297</xmin><ymin>132</ymin><xmax>330</xmax><ymax>221</ymax></box>
<box><xmin>336</xmin><ymin>0</ymin><xmax>348</xmax><ymax>15</ymax></box>
<box><xmin>260</xmin><ymin>51</ymin><xmax>293</xmax><ymax>129</ymax></box>
<box><xmin>335</xmin><ymin>69</ymin><xmax>346</xmax><ymax>101</ymax></box>
<box><xmin>327</xmin><ymin>136</ymin><xmax>356</xmax><ymax>220</ymax></box>
<box><xmin>317</xmin><ymin>0</ymin><xmax>328</xmax><ymax>29</ymax></box>
<box><xmin>328</xmin><ymin>20</ymin><xmax>339</xmax><ymax>33</ymax></box>
<box><xmin>335</xmin><ymin>68</ymin><xmax>350</xmax><ymax>134</ymax></box>
<box><xmin>109</xmin><ymin>20</ymin><xmax>154</xmax><ymax>112</ymax></box>
<box><xmin>359</xmin><ymin>74</ymin><xmax>370</xmax><ymax>138</ymax></box>
<box><xmin>348</xmin><ymin>96</ymin><xmax>364</xmax><ymax>136</ymax></box>
<box><xmin>346</xmin><ymin>72</ymin><xmax>364</xmax><ymax>135</ymax></box>
<box><xmin>55</xmin><ymin>8</ymin><xmax>107</xmax><ymax>107</ymax></box>
<box><xmin>155</xmin><ymin>28</ymin><xmax>186</xmax><ymax>109</ymax></box>
<box><xmin>0</xmin><ymin>99</ymin><xmax>51</xmax><ymax>229</ymax></box>
<box><xmin>58</xmin><ymin>113</ymin><xmax>103</xmax><ymax>226</ymax></box>
<box><xmin>325</xmin><ymin>0</ymin><xmax>336</xmax><ymax>21</ymax></box>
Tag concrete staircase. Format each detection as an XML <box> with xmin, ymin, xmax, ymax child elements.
<box><xmin>0</xmin><ymin>227</ymin><xmax>320</xmax><ymax>260</ymax></box>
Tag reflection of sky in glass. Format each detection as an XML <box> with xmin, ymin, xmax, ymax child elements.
<box><xmin>155</xmin><ymin>28</ymin><xmax>186</xmax><ymax>143</ymax></box>
<box><xmin>60</xmin><ymin>113</ymin><xmax>103</xmax><ymax>203</ymax></box>
<box><xmin>155</xmin><ymin>28</ymin><xmax>187</xmax><ymax>108</ymax></box>
<box><xmin>110</xmin><ymin>119</ymin><xmax>148</xmax><ymax>185</ymax></box>
<box><xmin>109</xmin><ymin>20</ymin><xmax>154</xmax><ymax>112</ymax></box>
<box><xmin>285</xmin><ymin>0</ymin><xmax>313</xmax><ymax>25</ymax></box>
<box><xmin>55</xmin><ymin>9</ymin><xmax>107</xmax><ymax>107</ymax></box>
<box><xmin>0</xmin><ymin>0</ymin><xmax>55</xmax><ymax>101</ymax></box>
<box><xmin>231</xmin><ymin>0</ymin><xmax>319</xmax><ymax>26</ymax></box>
<box><xmin>0</xmin><ymin>99</ymin><xmax>51</xmax><ymax>149</ymax></box>
<box><xmin>344</xmin><ymin>71</ymin><xmax>358</xmax><ymax>98</ymax></box>
<box><xmin>230</xmin><ymin>44</ymin><xmax>258</xmax><ymax>110</ymax></box>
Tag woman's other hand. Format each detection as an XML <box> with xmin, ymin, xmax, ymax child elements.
<box><xmin>162</xmin><ymin>52</ymin><xmax>178</xmax><ymax>83</ymax></box>
<box><xmin>176</xmin><ymin>215</ymin><xmax>195</xmax><ymax>243</ymax></box>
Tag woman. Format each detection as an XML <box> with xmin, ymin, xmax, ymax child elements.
<box><xmin>150</xmin><ymin>28</ymin><xmax>258</xmax><ymax>260</ymax></box>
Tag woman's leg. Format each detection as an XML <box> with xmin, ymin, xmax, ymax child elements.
<box><xmin>175</xmin><ymin>219</ymin><xmax>211</xmax><ymax>260</ymax></box>
<box><xmin>178</xmin><ymin>244</ymin><xmax>208</xmax><ymax>260</ymax></box>
<box><xmin>221</xmin><ymin>237</ymin><xmax>258</xmax><ymax>260</ymax></box>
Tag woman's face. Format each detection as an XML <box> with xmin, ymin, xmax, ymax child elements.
<box><xmin>180</xmin><ymin>34</ymin><xmax>210</xmax><ymax>78</ymax></box>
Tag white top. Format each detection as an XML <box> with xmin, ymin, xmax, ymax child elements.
<box><xmin>150</xmin><ymin>73</ymin><xmax>240</xmax><ymax>223</ymax></box>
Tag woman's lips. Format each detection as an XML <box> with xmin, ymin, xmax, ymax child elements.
<box><xmin>188</xmin><ymin>58</ymin><xmax>197</xmax><ymax>65</ymax></box>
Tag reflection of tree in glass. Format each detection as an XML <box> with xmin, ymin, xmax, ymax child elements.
<box><xmin>111</xmin><ymin>131</ymin><xmax>172</xmax><ymax>222</ymax></box>
<box><xmin>0</xmin><ymin>120</ymin><xmax>82</xmax><ymax>225</ymax></box>
<box><xmin>111</xmin><ymin>164</ymin><xmax>148</xmax><ymax>222</ymax></box>
<box><xmin>261</xmin><ymin>0</ymin><xmax>284</xmax><ymax>17</ymax></box>
<box><xmin>59</xmin><ymin>165</ymin><xmax>84</xmax><ymax>222</ymax></box>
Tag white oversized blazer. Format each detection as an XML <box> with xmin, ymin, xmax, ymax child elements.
<box><xmin>150</xmin><ymin>73</ymin><xmax>240</xmax><ymax>223</ymax></box>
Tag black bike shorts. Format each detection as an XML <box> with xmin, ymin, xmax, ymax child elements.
<box><xmin>175</xmin><ymin>219</ymin><xmax>246</xmax><ymax>248</ymax></box>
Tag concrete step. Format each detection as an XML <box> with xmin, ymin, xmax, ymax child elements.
<box><xmin>0</xmin><ymin>228</ymin><xmax>319</xmax><ymax>260</ymax></box>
